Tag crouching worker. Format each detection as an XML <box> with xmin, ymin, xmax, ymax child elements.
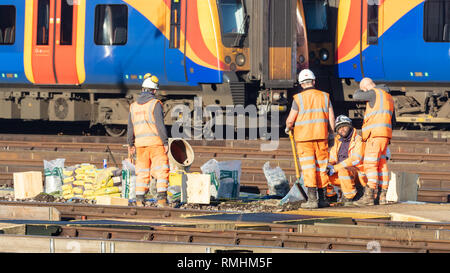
<box><xmin>127</xmin><ymin>74</ymin><xmax>170</xmax><ymax>207</ymax></box>
<box><xmin>327</xmin><ymin>115</ymin><xmax>368</xmax><ymax>206</ymax></box>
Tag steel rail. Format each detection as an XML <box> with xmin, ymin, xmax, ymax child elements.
<box><xmin>57</xmin><ymin>225</ymin><xmax>450</xmax><ymax>253</ymax></box>
<box><xmin>0</xmin><ymin>201</ymin><xmax>232</xmax><ymax>220</ymax></box>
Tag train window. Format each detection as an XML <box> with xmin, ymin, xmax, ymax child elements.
<box><xmin>169</xmin><ymin>0</ymin><xmax>181</xmax><ymax>49</ymax></box>
<box><xmin>0</xmin><ymin>5</ymin><xmax>15</xmax><ymax>45</ymax></box>
<box><xmin>303</xmin><ymin>0</ymin><xmax>329</xmax><ymax>31</ymax></box>
<box><xmin>60</xmin><ymin>0</ymin><xmax>73</xmax><ymax>45</ymax></box>
<box><xmin>37</xmin><ymin>0</ymin><xmax>50</xmax><ymax>45</ymax></box>
<box><xmin>94</xmin><ymin>5</ymin><xmax>128</xmax><ymax>46</ymax></box>
<box><xmin>367</xmin><ymin>0</ymin><xmax>379</xmax><ymax>45</ymax></box>
<box><xmin>424</xmin><ymin>0</ymin><xmax>450</xmax><ymax>42</ymax></box>
<box><xmin>217</xmin><ymin>0</ymin><xmax>246</xmax><ymax>34</ymax></box>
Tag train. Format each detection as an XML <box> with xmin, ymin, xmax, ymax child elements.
<box><xmin>0</xmin><ymin>0</ymin><xmax>448</xmax><ymax>137</ymax></box>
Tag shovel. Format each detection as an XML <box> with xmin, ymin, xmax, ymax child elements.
<box><xmin>288</xmin><ymin>130</ymin><xmax>308</xmax><ymax>200</ymax></box>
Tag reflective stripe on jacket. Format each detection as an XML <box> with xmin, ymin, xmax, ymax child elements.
<box><xmin>329</xmin><ymin>128</ymin><xmax>365</xmax><ymax>172</ymax></box>
<box><xmin>130</xmin><ymin>99</ymin><xmax>164</xmax><ymax>147</ymax></box>
<box><xmin>293</xmin><ymin>89</ymin><xmax>330</xmax><ymax>141</ymax></box>
<box><xmin>362</xmin><ymin>88</ymin><xmax>394</xmax><ymax>141</ymax></box>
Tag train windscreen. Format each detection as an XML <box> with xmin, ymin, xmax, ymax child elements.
<box><xmin>217</xmin><ymin>0</ymin><xmax>246</xmax><ymax>35</ymax></box>
<box><xmin>303</xmin><ymin>0</ymin><xmax>329</xmax><ymax>31</ymax></box>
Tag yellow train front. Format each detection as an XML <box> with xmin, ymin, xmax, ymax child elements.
<box><xmin>0</xmin><ymin>0</ymin><xmax>308</xmax><ymax>135</ymax></box>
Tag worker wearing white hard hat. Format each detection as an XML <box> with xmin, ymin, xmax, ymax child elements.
<box><xmin>285</xmin><ymin>69</ymin><xmax>336</xmax><ymax>209</ymax></box>
<box><xmin>127</xmin><ymin>73</ymin><xmax>169</xmax><ymax>207</ymax></box>
<box><xmin>142</xmin><ymin>73</ymin><xmax>160</xmax><ymax>90</ymax></box>
<box><xmin>297</xmin><ymin>68</ymin><xmax>316</xmax><ymax>83</ymax></box>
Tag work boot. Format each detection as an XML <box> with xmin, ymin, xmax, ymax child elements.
<box><xmin>317</xmin><ymin>187</ymin><xmax>330</xmax><ymax>208</ymax></box>
<box><xmin>378</xmin><ymin>188</ymin><xmax>388</xmax><ymax>205</ymax></box>
<box><xmin>353</xmin><ymin>186</ymin><xmax>375</xmax><ymax>206</ymax></box>
<box><xmin>135</xmin><ymin>194</ymin><xmax>146</xmax><ymax>207</ymax></box>
<box><xmin>301</xmin><ymin>187</ymin><xmax>318</xmax><ymax>209</ymax></box>
<box><xmin>341</xmin><ymin>197</ymin><xmax>354</xmax><ymax>207</ymax></box>
<box><xmin>157</xmin><ymin>192</ymin><xmax>168</xmax><ymax>207</ymax></box>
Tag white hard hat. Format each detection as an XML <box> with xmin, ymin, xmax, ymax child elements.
<box><xmin>142</xmin><ymin>74</ymin><xmax>159</xmax><ymax>90</ymax></box>
<box><xmin>298</xmin><ymin>69</ymin><xmax>316</xmax><ymax>83</ymax></box>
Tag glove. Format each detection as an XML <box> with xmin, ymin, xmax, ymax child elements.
<box><xmin>285</xmin><ymin>127</ymin><xmax>291</xmax><ymax>135</ymax></box>
<box><xmin>385</xmin><ymin>147</ymin><xmax>391</xmax><ymax>160</ymax></box>
<box><xmin>327</xmin><ymin>165</ymin><xmax>336</xmax><ymax>176</ymax></box>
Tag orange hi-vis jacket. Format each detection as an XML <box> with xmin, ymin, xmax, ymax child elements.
<box><xmin>329</xmin><ymin>128</ymin><xmax>365</xmax><ymax>172</ymax></box>
<box><xmin>130</xmin><ymin>99</ymin><xmax>164</xmax><ymax>147</ymax></box>
<box><xmin>293</xmin><ymin>89</ymin><xmax>330</xmax><ymax>142</ymax></box>
<box><xmin>362</xmin><ymin>88</ymin><xmax>394</xmax><ymax>141</ymax></box>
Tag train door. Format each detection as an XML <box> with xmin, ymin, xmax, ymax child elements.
<box><xmin>361</xmin><ymin>0</ymin><xmax>384</xmax><ymax>79</ymax></box>
<box><xmin>165</xmin><ymin>0</ymin><xmax>187</xmax><ymax>83</ymax></box>
<box><xmin>30</xmin><ymin>0</ymin><xmax>80</xmax><ymax>84</ymax></box>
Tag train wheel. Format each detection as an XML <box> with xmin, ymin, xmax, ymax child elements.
<box><xmin>105</xmin><ymin>125</ymin><xmax>126</xmax><ymax>137</ymax></box>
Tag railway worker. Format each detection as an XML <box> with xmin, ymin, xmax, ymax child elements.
<box><xmin>326</xmin><ymin>115</ymin><xmax>368</xmax><ymax>207</ymax></box>
<box><xmin>127</xmin><ymin>74</ymin><xmax>170</xmax><ymax>207</ymax></box>
<box><xmin>353</xmin><ymin>77</ymin><xmax>394</xmax><ymax>206</ymax></box>
<box><xmin>285</xmin><ymin>69</ymin><xmax>336</xmax><ymax>209</ymax></box>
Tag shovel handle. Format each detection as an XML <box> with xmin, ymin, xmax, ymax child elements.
<box><xmin>288</xmin><ymin>130</ymin><xmax>301</xmax><ymax>180</ymax></box>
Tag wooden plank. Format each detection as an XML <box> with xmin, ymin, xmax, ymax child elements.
<box><xmin>0</xmin><ymin>223</ymin><xmax>26</xmax><ymax>235</ymax></box>
<box><xmin>95</xmin><ymin>196</ymin><xmax>129</xmax><ymax>206</ymax></box>
<box><xmin>0</xmin><ymin>205</ymin><xmax>60</xmax><ymax>221</ymax></box>
<box><xmin>13</xmin><ymin>171</ymin><xmax>43</xmax><ymax>199</ymax></box>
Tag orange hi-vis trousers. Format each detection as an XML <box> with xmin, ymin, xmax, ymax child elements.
<box><xmin>135</xmin><ymin>145</ymin><xmax>170</xmax><ymax>196</ymax></box>
<box><xmin>363</xmin><ymin>137</ymin><xmax>390</xmax><ymax>190</ymax></box>
<box><xmin>328</xmin><ymin>166</ymin><xmax>368</xmax><ymax>199</ymax></box>
<box><xmin>296</xmin><ymin>140</ymin><xmax>330</xmax><ymax>188</ymax></box>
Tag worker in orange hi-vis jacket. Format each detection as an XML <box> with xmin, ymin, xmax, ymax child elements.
<box><xmin>327</xmin><ymin>115</ymin><xmax>368</xmax><ymax>207</ymax></box>
<box><xmin>285</xmin><ymin>69</ymin><xmax>336</xmax><ymax>209</ymax></box>
<box><xmin>127</xmin><ymin>74</ymin><xmax>170</xmax><ymax>207</ymax></box>
<box><xmin>353</xmin><ymin>77</ymin><xmax>394</xmax><ymax>206</ymax></box>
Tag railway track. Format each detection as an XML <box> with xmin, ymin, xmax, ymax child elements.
<box><xmin>0</xmin><ymin>132</ymin><xmax>449</xmax><ymax>202</ymax></box>
<box><xmin>0</xmin><ymin>201</ymin><xmax>450</xmax><ymax>253</ymax></box>
<box><xmin>55</xmin><ymin>223</ymin><xmax>450</xmax><ymax>252</ymax></box>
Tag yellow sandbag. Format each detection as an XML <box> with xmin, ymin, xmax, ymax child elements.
<box><xmin>105</xmin><ymin>187</ymin><xmax>120</xmax><ymax>194</ymax></box>
<box><xmin>96</xmin><ymin>169</ymin><xmax>113</xmax><ymax>184</ymax></box>
<box><xmin>84</xmin><ymin>169</ymin><xmax>97</xmax><ymax>175</ymax></box>
<box><xmin>73</xmin><ymin>180</ymin><xmax>85</xmax><ymax>186</ymax></box>
<box><xmin>75</xmin><ymin>168</ymin><xmax>85</xmax><ymax>175</ymax></box>
<box><xmin>83</xmin><ymin>189</ymin><xmax>94</xmax><ymax>196</ymax></box>
<box><xmin>62</xmin><ymin>189</ymin><xmax>73</xmax><ymax>196</ymax></box>
<box><xmin>105</xmin><ymin>178</ymin><xmax>114</xmax><ymax>188</ymax></box>
<box><xmin>73</xmin><ymin>187</ymin><xmax>84</xmax><ymax>194</ymax></box>
<box><xmin>108</xmin><ymin>193</ymin><xmax>122</xmax><ymax>197</ymax></box>
<box><xmin>63</xmin><ymin>194</ymin><xmax>74</xmax><ymax>199</ymax></box>
<box><xmin>63</xmin><ymin>176</ymin><xmax>75</xmax><ymax>183</ymax></box>
<box><xmin>84</xmin><ymin>183</ymin><xmax>94</xmax><ymax>190</ymax></box>
<box><xmin>76</xmin><ymin>174</ymin><xmax>87</xmax><ymax>180</ymax></box>
<box><xmin>74</xmin><ymin>194</ymin><xmax>83</xmax><ymax>198</ymax></box>
<box><xmin>84</xmin><ymin>178</ymin><xmax>95</xmax><ymax>183</ymax></box>
<box><xmin>94</xmin><ymin>188</ymin><xmax>107</xmax><ymax>196</ymax></box>
<box><xmin>61</xmin><ymin>184</ymin><xmax>72</xmax><ymax>191</ymax></box>
<box><xmin>63</xmin><ymin>170</ymin><xmax>74</xmax><ymax>176</ymax></box>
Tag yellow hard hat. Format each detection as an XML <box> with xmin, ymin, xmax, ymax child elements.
<box><xmin>142</xmin><ymin>74</ymin><xmax>159</xmax><ymax>90</ymax></box>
